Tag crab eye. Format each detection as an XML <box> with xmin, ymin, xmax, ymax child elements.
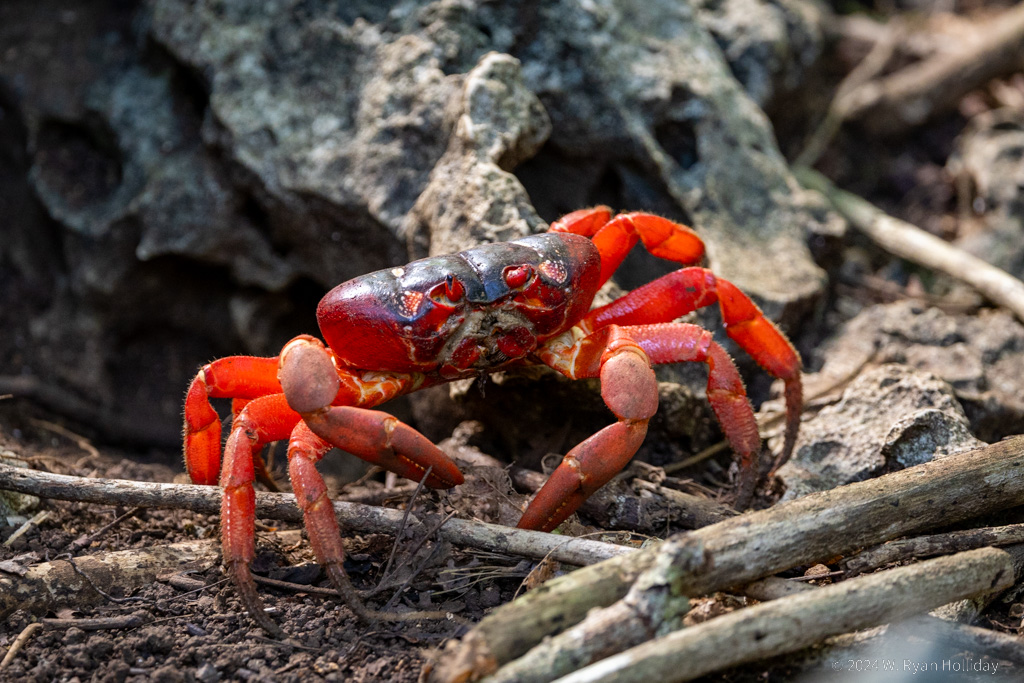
<box><xmin>503</xmin><ymin>265</ymin><xmax>534</xmax><ymax>289</ymax></box>
<box><xmin>430</xmin><ymin>274</ymin><xmax>465</xmax><ymax>306</ymax></box>
<box><xmin>445</xmin><ymin>273</ymin><xmax>465</xmax><ymax>301</ymax></box>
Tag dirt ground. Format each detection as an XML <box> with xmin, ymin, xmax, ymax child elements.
<box><xmin>0</xmin><ymin>407</ymin><xmax>488</xmax><ymax>683</ymax></box>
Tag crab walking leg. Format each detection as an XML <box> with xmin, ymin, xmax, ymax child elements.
<box><xmin>581</xmin><ymin>267</ymin><xmax>803</xmax><ymax>471</ymax></box>
<box><xmin>627</xmin><ymin>323</ymin><xmax>763</xmax><ymax>506</ymax></box>
<box><xmin>525</xmin><ymin>326</ymin><xmax>659</xmax><ymax>532</ymax></box>
<box><xmin>183</xmin><ymin>356</ymin><xmax>282</xmax><ymax>486</ymax></box>
<box><xmin>278</xmin><ymin>336</ymin><xmax>465</xmax><ymax>490</ymax></box>
<box><xmin>551</xmin><ymin>206</ymin><xmax>706</xmax><ymax>287</ymax></box>
<box><xmin>218</xmin><ymin>393</ymin><xmax>301</xmax><ymax>636</ymax></box>
<box><xmin>285</xmin><ymin>421</ymin><xmax>371</xmax><ymax>620</ymax></box>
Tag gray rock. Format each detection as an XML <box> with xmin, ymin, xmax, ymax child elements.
<box><xmin>2</xmin><ymin>0</ymin><xmax>828</xmax><ymax>443</ymax></box>
<box><xmin>778</xmin><ymin>364</ymin><xmax>982</xmax><ymax>500</ymax></box>
<box><xmin>812</xmin><ymin>301</ymin><xmax>1024</xmax><ymax>441</ymax></box>
<box><xmin>405</xmin><ymin>52</ymin><xmax>551</xmax><ymax>258</ymax></box>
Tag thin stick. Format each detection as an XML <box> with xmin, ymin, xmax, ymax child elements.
<box><xmin>794</xmin><ymin>20</ymin><xmax>898</xmax><ymax>167</ymax></box>
<box><xmin>0</xmin><ymin>622</ymin><xmax>43</xmax><ymax>670</ymax></box>
<box><xmin>552</xmin><ymin>548</ymin><xmax>1015</xmax><ymax>683</ymax></box>
<box><xmin>252</xmin><ymin>574</ymin><xmax>339</xmax><ymax>597</ymax></box>
<box><xmin>381</xmin><ymin>512</ymin><xmax>456</xmax><ymax>611</ymax></box>
<box><xmin>40</xmin><ymin>615</ymin><xmax>146</xmax><ymax>630</ymax></box>
<box><xmin>843</xmin><ymin>522</ymin><xmax>1024</xmax><ymax>576</ymax></box>
<box><xmin>379</xmin><ymin>466</ymin><xmax>433</xmax><ymax>586</ymax></box>
<box><xmin>0</xmin><ymin>461</ymin><xmax>632</xmax><ymax>567</ymax></box>
<box><xmin>3</xmin><ymin>510</ymin><xmax>50</xmax><ymax>547</ymax></box>
<box><xmin>796</xmin><ymin>167</ymin><xmax>1024</xmax><ymax>323</ymax></box>
<box><xmin>429</xmin><ymin>435</ymin><xmax>1024</xmax><ymax>681</ymax></box>
<box><xmin>63</xmin><ymin>506</ymin><xmax>141</xmax><ymax>555</ymax></box>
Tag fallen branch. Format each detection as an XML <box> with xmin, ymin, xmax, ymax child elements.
<box><xmin>843</xmin><ymin>3</ymin><xmax>1024</xmax><ymax>135</ymax></box>
<box><xmin>795</xmin><ymin>167</ymin><xmax>1024</xmax><ymax>323</ymax></box>
<box><xmin>0</xmin><ymin>538</ymin><xmax>218</xmax><ymax>616</ymax></box>
<box><xmin>429</xmin><ymin>435</ymin><xmax>1024</xmax><ymax>681</ymax></box>
<box><xmin>553</xmin><ymin>547</ymin><xmax>1015</xmax><ymax>683</ymax></box>
<box><xmin>487</xmin><ymin>536</ymin><xmax>707</xmax><ymax>683</ymax></box>
<box><xmin>843</xmin><ymin>522</ymin><xmax>1024</xmax><ymax>576</ymax></box>
<box><xmin>0</xmin><ymin>462</ymin><xmax>632</xmax><ymax>567</ymax></box>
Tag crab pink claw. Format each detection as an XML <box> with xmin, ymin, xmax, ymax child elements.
<box><xmin>181</xmin><ymin>206</ymin><xmax>801</xmax><ymax>634</ymax></box>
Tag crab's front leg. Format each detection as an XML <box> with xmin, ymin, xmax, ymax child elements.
<box><xmin>581</xmin><ymin>268</ymin><xmax>802</xmax><ymax>472</ymax></box>
<box><xmin>284</xmin><ymin>420</ymin><xmax>374</xmax><ymax>621</ymax></box>
<box><xmin>522</xmin><ymin>326</ymin><xmax>659</xmax><ymax>532</ymax></box>
<box><xmin>527</xmin><ymin>321</ymin><xmax>763</xmax><ymax>530</ymax></box>
<box><xmin>218</xmin><ymin>393</ymin><xmax>302</xmax><ymax>637</ymax></box>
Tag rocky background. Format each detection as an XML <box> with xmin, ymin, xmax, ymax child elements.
<box><xmin>0</xmin><ymin>0</ymin><xmax>831</xmax><ymax>455</ymax></box>
<box><xmin>2</xmin><ymin>0</ymin><xmax>1024</xmax><ymax>680</ymax></box>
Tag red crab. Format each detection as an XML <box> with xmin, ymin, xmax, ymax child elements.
<box><xmin>183</xmin><ymin>207</ymin><xmax>802</xmax><ymax>634</ymax></box>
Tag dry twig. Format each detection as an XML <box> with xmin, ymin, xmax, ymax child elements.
<box><xmin>0</xmin><ymin>623</ymin><xmax>43</xmax><ymax>671</ymax></box>
<box><xmin>843</xmin><ymin>523</ymin><xmax>1024</xmax><ymax>576</ymax></box>
<box><xmin>796</xmin><ymin>167</ymin><xmax>1024</xmax><ymax>323</ymax></box>
<box><xmin>429</xmin><ymin>435</ymin><xmax>1024</xmax><ymax>681</ymax></box>
<box><xmin>552</xmin><ymin>548</ymin><xmax>1014</xmax><ymax>683</ymax></box>
<box><xmin>40</xmin><ymin>614</ymin><xmax>147</xmax><ymax>630</ymax></box>
<box><xmin>3</xmin><ymin>511</ymin><xmax>50</xmax><ymax>548</ymax></box>
<box><xmin>0</xmin><ymin>462</ymin><xmax>632</xmax><ymax>567</ymax></box>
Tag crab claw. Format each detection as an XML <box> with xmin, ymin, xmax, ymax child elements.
<box><xmin>278</xmin><ymin>336</ymin><xmax>464</xmax><ymax>489</ymax></box>
<box><xmin>279</xmin><ymin>335</ymin><xmax>341</xmax><ymax>414</ymax></box>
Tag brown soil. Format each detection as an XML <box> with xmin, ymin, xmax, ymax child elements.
<box><xmin>0</xmin><ymin>407</ymin><xmax>507</xmax><ymax>683</ymax></box>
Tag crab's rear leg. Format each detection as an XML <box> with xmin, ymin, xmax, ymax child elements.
<box><xmin>627</xmin><ymin>323</ymin><xmax>763</xmax><ymax>506</ymax></box>
<box><xmin>277</xmin><ymin>336</ymin><xmax>465</xmax><ymax>490</ymax></box>
<box><xmin>524</xmin><ymin>325</ymin><xmax>658</xmax><ymax>532</ymax></box>
<box><xmin>551</xmin><ymin>207</ymin><xmax>706</xmax><ymax>287</ymax></box>
<box><xmin>582</xmin><ymin>268</ymin><xmax>802</xmax><ymax>473</ymax></box>
<box><xmin>183</xmin><ymin>356</ymin><xmax>282</xmax><ymax>486</ymax></box>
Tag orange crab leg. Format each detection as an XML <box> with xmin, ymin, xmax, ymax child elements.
<box><xmin>529</xmin><ymin>321</ymin><xmax>764</xmax><ymax>529</ymax></box>
<box><xmin>551</xmin><ymin>206</ymin><xmax>706</xmax><ymax>287</ymax></box>
<box><xmin>627</xmin><ymin>323</ymin><xmax>763</xmax><ymax>506</ymax></box>
<box><xmin>218</xmin><ymin>392</ymin><xmax>301</xmax><ymax>636</ymax></box>
<box><xmin>278</xmin><ymin>336</ymin><xmax>465</xmax><ymax>489</ymax></box>
<box><xmin>524</xmin><ymin>325</ymin><xmax>658</xmax><ymax>531</ymax></box>
<box><xmin>285</xmin><ymin>421</ymin><xmax>371</xmax><ymax>619</ymax></box>
<box><xmin>183</xmin><ymin>356</ymin><xmax>282</xmax><ymax>485</ymax></box>
<box><xmin>581</xmin><ymin>268</ymin><xmax>802</xmax><ymax>470</ymax></box>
